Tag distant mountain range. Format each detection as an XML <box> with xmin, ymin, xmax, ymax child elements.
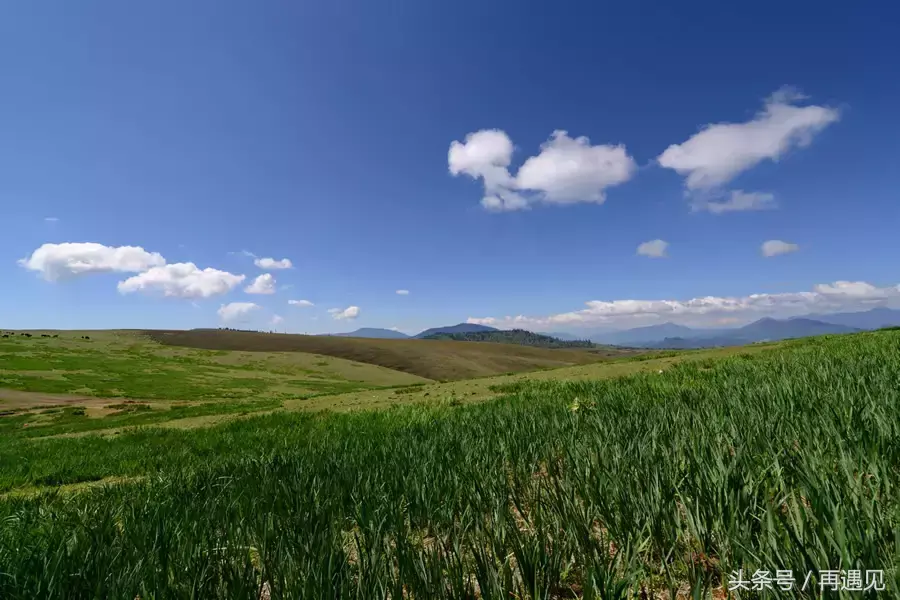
<box><xmin>322</xmin><ymin>308</ymin><xmax>900</xmax><ymax>349</ymax></box>
<box><xmin>640</xmin><ymin>317</ymin><xmax>860</xmax><ymax>349</ymax></box>
<box><xmin>324</xmin><ymin>323</ymin><xmax>499</xmax><ymax>340</ymax></box>
<box><xmin>328</xmin><ymin>327</ymin><xmax>410</xmax><ymax>339</ymax></box>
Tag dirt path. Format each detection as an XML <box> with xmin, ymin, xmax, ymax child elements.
<box><xmin>0</xmin><ymin>388</ymin><xmax>155</xmax><ymax>411</ymax></box>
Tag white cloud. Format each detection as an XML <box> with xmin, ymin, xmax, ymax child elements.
<box><xmin>466</xmin><ymin>317</ymin><xmax>497</xmax><ymax>326</ymax></box>
<box><xmin>118</xmin><ymin>263</ymin><xmax>245</xmax><ymax>298</ymax></box>
<box><xmin>271</xmin><ymin>314</ymin><xmax>284</xmax><ymax>325</ymax></box>
<box><xmin>254</xmin><ymin>257</ymin><xmax>293</xmax><ymax>270</ymax></box>
<box><xmin>328</xmin><ymin>306</ymin><xmax>360</xmax><ymax>320</ymax></box>
<box><xmin>515</xmin><ymin>131</ymin><xmax>636</xmax><ymax>204</ymax></box>
<box><xmin>449</xmin><ymin>129</ymin><xmax>635</xmax><ymax>212</ymax></box>
<box><xmin>396</xmin><ymin>289</ymin><xmax>410</xmax><ymax>295</ymax></box>
<box><xmin>813</xmin><ymin>281</ymin><xmax>890</xmax><ymax>299</ymax></box>
<box><xmin>44</xmin><ymin>216</ymin><xmax>59</xmax><ymax>222</ymax></box>
<box><xmin>245</xmin><ymin>273</ymin><xmax>276</xmax><ymax>295</ymax></box>
<box><xmin>218</xmin><ymin>302</ymin><xmax>260</xmax><ymax>322</ymax></box>
<box><xmin>19</xmin><ymin>242</ymin><xmax>166</xmax><ymax>281</ymax></box>
<box><xmin>658</xmin><ymin>87</ymin><xmax>840</xmax><ymax>190</ymax></box>
<box><xmin>761</xmin><ymin>240</ymin><xmax>799</xmax><ymax>257</ymax></box>
<box><xmin>693</xmin><ymin>190</ymin><xmax>777</xmax><ymax>214</ymax></box>
<box><xmin>288</xmin><ymin>299</ymin><xmax>315</xmax><ymax>307</ymax></box>
<box><xmin>448</xmin><ymin>129</ymin><xmax>527</xmax><ymax>212</ymax></box>
<box><xmin>229</xmin><ymin>250</ymin><xmax>257</xmax><ymax>258</ymax></box>
<box><xmin>466</xmin><ymin>280</ymin><xmax>900</xmax><ymax>330</ymax></box>
<box><xmin>637</xmin><ymin>239</ymin><xmax>669</xmax><ymax>258</ymax></box>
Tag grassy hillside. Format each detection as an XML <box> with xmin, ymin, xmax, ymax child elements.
<box><xmin>0</xmin><ymin>330</ymin><xmax>429</xmax><ymax>406</ymax></box>
<box><xmin>144</xmin><ymin>328</ymin><xmax>630</xmax><ymax>381</ymax></box>
<box><xmin>2</xmin><ymin>331</ymin><xmax>899</xmax><ymax>597</ymax></box>
<box><xmin>424</xmin><ymin>328</ymin><xmax>595</xmax><ymax>348</ymax></box>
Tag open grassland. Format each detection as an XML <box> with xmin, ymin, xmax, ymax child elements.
<box><xmin>0</xmin><ymin>330</ymin><xmax>429</xmax><ymax>410</ymax></box>
<box><xmin>1</xmin><ymin>330</ymin><xmax>898</xmax><ymax>598</ymax></box>
<box><xmin>145</xmin><ymin>328</ymin><xmax>631</xmax><ymax>381</ymax></box>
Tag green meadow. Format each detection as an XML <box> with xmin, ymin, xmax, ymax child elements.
<box><xmin>1</xmin><ymin>330</ymin><xmax>898</xmax><ymax>597</ymax></box>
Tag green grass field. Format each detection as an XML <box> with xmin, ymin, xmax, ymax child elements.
<box><xmin>145</xmin><ymin>328</ymin><xmax>632</xmax><ymax>381</ymax></box>
<box><xmin>0</xmin><ymin>330</ymin><xmax>429</xmax><ymax>407</ymax></box>
<box><xmin>1</xmin><ymin>329</ymin><xmax>898</xmax><ymax>597</ymax></box>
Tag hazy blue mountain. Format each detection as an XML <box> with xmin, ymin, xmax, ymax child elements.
<box><xmin>808</xmin><ymin>307</ymin><xmax>900</xmax><ymax>330</ymax></box>
<box><xmin>592</xmin><ymin>322</ymin><xmax>712</xmax><ymax>346</ymax></box>
<box><xmin>329</xmin><ymin>328</ymin><xmax>410</xmax><ymax>339</ymax></box>
<box><xmin>538</xmin><ymin>331</ymin><xmax>581</xmax><ymax>341</ymax></box>
<box><xmin>644</xmin><ymin>317</ymin><xmax>860</xmax><ymax>349</ymax></box>
<box><xmin>414</xmin><ymin>323</ymin><xmax>498</xmax><ymax>338</ymax></box>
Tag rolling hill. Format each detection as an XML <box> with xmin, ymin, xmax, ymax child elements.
<box><xmin>328</xmin><ymin>328</ymin><xmax>410</xmax><ymax>339</ymax></box>
<box><xmin>414</xmin><ymin>323</ymin><xmax>498</xmax><ymax>338</ymax></box>
<box><xmin>423</xmin><ymin>329</ymin><xmax>595</xmax><ymax>349</ymax></box>
<box><xmin>144</xmin><ymin>329</ymin><xmax>623</xmax><ymax>381</ymax></box>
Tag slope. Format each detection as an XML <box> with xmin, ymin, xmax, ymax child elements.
<box><xmin>144</xmin><ymin>329</ymin><xmax>622</xmax><ymax>381</ymax></box>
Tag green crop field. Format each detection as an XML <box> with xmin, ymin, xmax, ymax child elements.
<box><xmin>1</xmin><ymin>329</ymin><xmax>898</xmax><ymax>598</ymax></box>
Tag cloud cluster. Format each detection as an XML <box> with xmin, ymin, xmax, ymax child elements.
<box><xmin>255</xmin><ymin>257</ymin><xmax>292</xmax><ymax>270</ymax></box>
<box><xmin>658</xmin><ymin>88</ymin><xmax>840</xmax><ymax>190</ymax></box>
<box><xmin>19</xmin><ymin>242</ymin><xmax>166</xmax><ymax>281</ymax></box>
<box><xmin>467</xmin><ymin>280</ymin><xmax>900</xmax><ymax>330</ymax></box>
<box><xmin>20</xmin><ymin>242</ymin><xmax>247</xmax><ymax>301</ymax></box>
<box><xmin>118</xmin><ymin>263</ymin><xmax>245</xmax><ymax>298</ymax></box>
<box><xmin>449</xmin><ymin>129</ymin><xmax>636</xmax><ymax>212</ymax></box>
<box><xmin>328</xmin><ymin>306</ymin><xmax>360</xmax><ymax>320</ymax></box>
<box><xmin>452</xmin><ymin>89</ymin><xmax>839</xmax><ymax>215</ymax></box>
<box><xmin>218</xmin><ymin>302</ymin><xmax>260</xmax><ymax>322</ymax></box>
<box><xmin>636</xmin><ymin>239</ymin><xmax>668</xmax><ymax>258</ymax></box>
<box><xmin>761</xmin><ymin>240</ymin><xmax>799</xmax><ymax>257</ymax></box>
<box><xmin>245</xmin><ymin>273</ymin><xmax>277</xmax><ymax>295</ymax></box>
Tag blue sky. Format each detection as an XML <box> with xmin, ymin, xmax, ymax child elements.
<box><xmin>2</xmin><ymin>0</ymin><xmax>899</xmax><ymax>335</ymax></box>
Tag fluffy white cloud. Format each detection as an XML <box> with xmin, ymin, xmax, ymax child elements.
<box><xmin>245</xmin><ymin>273</ymin><xmax>276</xmax><ymax>295</ymax></box>
<box><xmin>637</xmin><ymin>239</ymin><xmax>669</xmax><ymax>258</ymax></box>
<box><xmin>515</xmin><ymin>131</ymin><xmax>636</xmax><ymax>204</ymax></box>
<box><xmin>271</xmin><ymin>314</ymin><xmax>284</xmax><ymax>325</ymax></box>
<box><xmin>288</xmin><ymin>299</ymin><xmax>314</xmax><ymax>307</ymax></box>
<box><xmin>118</xmin><ymin>263</ymin><xmax>245</xmax><ymax>298</ymax></box>
<box><xmin>218</xmin><ymin>302</ymin><xmax>260</xmax><ymax>322</ymax></box>
<box><xmin>396</xmin><ymin>289</ymin><xmax>410</xmax><ymax>295</ymax></box>
<box><xmin>466</xmin><ymin>317</ymin><xmax>497</xmax><ymax>326</ymax></box>
<box><xmin>813</xmin><ymin>281</ymin><xmax>892</xmax><ymax>299</ymax></box>
<box><xmin>658</xmin><ymin>88</ymin><xmax>840</xmax><ymax>190</ymax></box>
<box><xmin>449</xmin><ymin>129</ymin><xmax>635</xmax><ymax>211</ymax></box>
<box><xmin>328</xmin><ymin>306</ymin><xmax>360</xmax><ymax>320</ymax></box>
<box><xmin>254</xmin><ymin>257</ymin><xmax>292</xmax><ymax>270</ymax></box>
<box><xmin>19</xmin><ymin>242</ymin><xmax>166</xmax><ymax>281</ymax></box>
<box><xmin>467</xmin><ymin>280</ymin><xmax>900</xmax><ymax>330</ymax></box>
<box><xmin>448</xmin><ymin>129</ymin><xmax>527</xmax><ymax>212</ymax></box>
<box><xmin>761</xmin><ymin>240</ymin><xmax>799</xmax><ymax>257</ymax></box>
<box><xmin>694</xmin><ymin>190</ymin><xmax>777</xmax><ymax>214</ymax></box>
<box><xmin>449</xmin><ymin>129</ymin><xmax>514</xmax><ymax>182</ymax></box>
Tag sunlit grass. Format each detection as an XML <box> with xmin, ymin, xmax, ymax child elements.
<box><xmin>1</xmin><ymin>331</ymin><xmax>898</xmax><ymax>597</ymax></box>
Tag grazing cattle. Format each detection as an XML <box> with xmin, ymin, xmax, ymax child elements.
<box><xmin>83</xmin><ymin>336</ymin><xmax>91</xmax><ymax>340</ymax></box>
<box><xmin>1</xmin><ymin>335</ymin><xmax>7</xmax><ymax>338</ymax></box>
